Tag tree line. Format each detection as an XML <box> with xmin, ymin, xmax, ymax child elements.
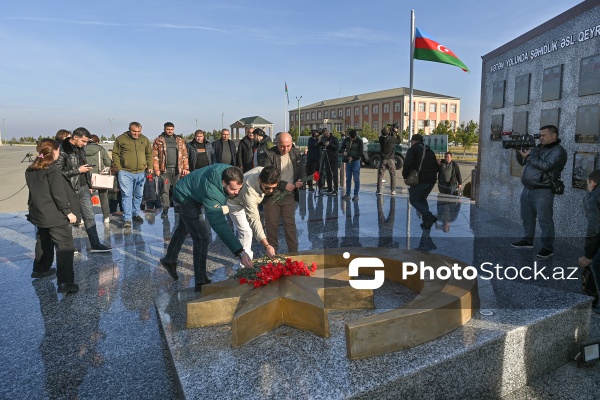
<box><xmin>6</xmin><ymin>120</ymin><xmax>478</xmax><ymax>153</ymax></box>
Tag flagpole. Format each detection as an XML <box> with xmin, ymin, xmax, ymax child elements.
<box><xmin>284</xmin><ymin>86</ymin><xmax>287</xmax><ymax>131</ymax></box>
<box><xmin>409</xmin><ymin>9</ymin><xmax>415</xmax><ymax>138</ymax></box>
<box><xmin>407</xmin><ymin>9</ymin><xmax>415</xmax><ymax>250</ymax></box>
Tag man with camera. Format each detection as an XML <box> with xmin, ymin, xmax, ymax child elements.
<box><xmin>512</xmin><ymin>125</ymin><xmax>567</xmax><ymax>258</ymax></box>
<box><xmin>318</xmin><ymin>129</ymin><xmax>339</xmax><ymax>196</ymax></box>
<box><xmin>306</xmin><ymin>130</ymin><xmax>321</xmax><ymax>191</ymax></box>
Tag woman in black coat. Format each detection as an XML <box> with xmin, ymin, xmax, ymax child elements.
<box><xmin>26</xmin><ymin>139</ymin><xmax>79</xmax><ymax>293</ymax></box>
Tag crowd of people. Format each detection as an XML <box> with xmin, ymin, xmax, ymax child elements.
<box><xmin>23</xmin><ymin>123</ymin><xmax>600</xmax><ymax>314</ymax></box>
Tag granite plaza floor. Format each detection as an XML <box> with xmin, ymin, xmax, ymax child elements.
<box><xmin>0</xmin><ymin>188</ymin><xmax>598</xmax><ymax>399</ymax></box>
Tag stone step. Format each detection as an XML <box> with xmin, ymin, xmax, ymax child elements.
<box><xmin>156</xmin><ymin>278</ymin><xmax>592</xmax><ymax>399</ymax></box>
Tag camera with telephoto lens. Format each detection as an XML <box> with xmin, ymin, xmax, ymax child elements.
<box><xmin>502</xmin><ymin>132</ymin><xmax>540</xmax><ymax>150</ymax></box>
<box><xmin>382</xmin><ymin>122</ymin><xmax>400</xmax><ymax>136</ymax></box>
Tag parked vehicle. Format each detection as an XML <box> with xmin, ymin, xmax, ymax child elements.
<box><xmin>363</xmin><ymin>141</ymin><xmax>406</xmax><ymax>170</ymax></box>
<box><xmin>102</xmin><ymin>140</ymin><xmax>115</xmax><ymax>144</ymax></box>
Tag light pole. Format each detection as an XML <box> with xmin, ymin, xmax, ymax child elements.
<box><xmin>296</xmin><ymin>96</ymin><xmax>302</xmax><ymax>135</ymax></box>
<box><xmin>108</xmin><ymin>118</ymin><xmax>114</xmax><ymax>139</ymax></box>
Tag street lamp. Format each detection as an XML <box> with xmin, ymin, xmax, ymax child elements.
<box><xmin>108</xmin><ymin>118</ymin><xmax>114</xmax><ymax>138</ymax></box>
<box><xmin>296</xmin><ymin>96</ymin><xmax>302</xmax><ymax>135</ymax></box>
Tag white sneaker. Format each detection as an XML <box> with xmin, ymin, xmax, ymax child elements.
<box><xmin>391</xmin><ymin>191</ymin><xmax>396</xmax><ymax>196</ymax></box>
<box><xmin>103</xmin><ymin>217</ymin><xmax>110</xmax><ymax>224</ymax></box>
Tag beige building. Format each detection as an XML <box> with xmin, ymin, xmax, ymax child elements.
<box><xmin>289</xmin><ymin>87</ymin><xmax>461</xmax><ymax>135</ymax></box>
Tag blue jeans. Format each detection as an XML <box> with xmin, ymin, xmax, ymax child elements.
<box><xmin>408</xmin><ymin>183</ymin><xmax>435</xmax><ymax>219</ymax></box>
<box><xmin>345</xmin><ymin>160</ymin><xmax>361</xmax><ymax>196</ymax></box>
<box><xmin>163</xmin><ymin>201</ymin><xmax>211</xmax><ymax>283</ymax></box>
<box><xmin>118</xmin><ymin>171</ymin><xmax>145</xmax><ymax>221</ymax></box>
<box><xmin>520</xmin><ymin>187</ymin><xmax>555</xmax><ymax>251</ymax></box>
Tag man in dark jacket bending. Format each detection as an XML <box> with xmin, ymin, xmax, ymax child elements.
<box><xmin>402</xmin><ymin>134</ymin><xmax>440</xmax><ymax>230</ymax></box>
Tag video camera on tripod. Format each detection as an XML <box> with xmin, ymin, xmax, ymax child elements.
<box><xmin>310</xmin><ymin>128</ymin><xmax>325</xmax><ymax>137</ymax></box>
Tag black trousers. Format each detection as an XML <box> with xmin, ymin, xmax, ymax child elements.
<box><xmin>34</xmin><ymin>224</ymin><xmax>75</xmax><ymax>285</ymax></box>
<box><xmin>320</xmin><ymin>153</ymin><xmax>338</xmax><ymax>191</ymax></box>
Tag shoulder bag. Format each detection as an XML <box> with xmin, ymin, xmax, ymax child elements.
<box><xmin>404</xmin><ymin>145</ymin><xmax>426</xmax><ymax>186</ymax></box>
<box><xmin>91</xmin><ymin>152</ymin><xmax>115</xmax><ymax>190</ymax></box>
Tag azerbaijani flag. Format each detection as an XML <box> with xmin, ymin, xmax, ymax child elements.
<box><xmin>285</xmin><ymin>82</ymin><xmax>289</xmax><ymax>104</ymax></box>
<box><xmin>414</xmin><ymin>28</ymin><xmax>469</xmax><ymax>72</ymax></box>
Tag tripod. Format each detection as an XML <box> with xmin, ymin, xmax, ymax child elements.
<box><xmin>318</xmin><ymin>145</ymin><xmax>337</xmax><ymax>196</ymax></box>
<box><xmin>21</xmin><ymin>152</ymin><xmax>34</xmax><ymax>163</ymax></box>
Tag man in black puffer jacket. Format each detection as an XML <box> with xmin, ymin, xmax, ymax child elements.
<box><xmin>512</xmin><ymin>125</ymin><xmax>567</xmax><ymax>258</ymax></box>
<box><xmin>236</xmin><ymin>128</ymin><xmax>255</xmax><ymax>172</ymax></box>
<box><xmin>402</xmin><ymin>134</ymin><xmax>440</xmax><ymax>230</ymax></box>
<box><xmin>56</xmin><ymin>128</ymin><xmax>111</xmax><ymax>252</ymax></box>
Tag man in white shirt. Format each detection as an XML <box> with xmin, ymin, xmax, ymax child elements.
<box><xmin>227</xmin><ymin>166</ymin><xmax>280</xmax><ymax>259</ymax></box>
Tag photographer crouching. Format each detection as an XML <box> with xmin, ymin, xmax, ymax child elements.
<box><xmin>511</xmin><ymin>125</ymin><xmax>567</xmax><ymax>258</ymax></box>
<box><xmin>318</xmin><ymin>128</ymin><xmax>339</xmax><ymax>196</ymax></box>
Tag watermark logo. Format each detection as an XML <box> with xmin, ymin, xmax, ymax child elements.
<box><xmin>346</xmin><ymin>252</ymin><xmax>386</xmax><ymax>290</ymax></box>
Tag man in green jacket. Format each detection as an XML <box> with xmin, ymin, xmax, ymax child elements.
<box><xmin>112</xmin><ymin>122</ymin><xmax>153</xmax><ymax>228</ymax></box>
<box><xmin>160</xmin><ymin>164</ymin><xmax>253</xmax><ymax>291</ymax></box>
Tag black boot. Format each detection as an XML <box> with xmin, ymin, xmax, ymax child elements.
<box><xmin>56</xmin><ymin>250</ymin><xmax>75</xmax><ymax>287</ymax></box>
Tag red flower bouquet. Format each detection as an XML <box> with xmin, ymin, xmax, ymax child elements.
<box><xmin>234</xmin><ymin>256</ymin><xmax>318</xmax><ymax>288</ymax></box>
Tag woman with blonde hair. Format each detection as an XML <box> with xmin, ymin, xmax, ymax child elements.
<box><xmin>26</xmin><ymin>138</ymin><xmax>80</xmax><ymax>293</ymax></box>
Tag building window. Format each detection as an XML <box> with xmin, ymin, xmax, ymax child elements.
<box><xmin>306</xmin><ymin>112</ymin><xmax>310</xmax><ymax>120</ymax></box>
<box><xmin>450</xmin><ymin>104</ymin><xmax>457</xmax><ymax>113</ymax></box>
<box><xmin>394</xmin><ymin>102</ymin><xmax>401</xmax><ymax>112</ymax></box>
<box><xmin>429</xmin><ymin>103</ymin><xmax>437</xmax><ymax>112</ymax></box>
<box><xmin>383</xmin><ymin>103</ymin><xmax>389</xmax><ymax>113</ymax></box>
<box><xmin>373</xmin><ymin>105</ymin><xmax>379</xmax><ymax>114</ymax></box>
<box><xmin>317</xmin><ymin>111</ymin><xmax>322</xmax><ymax>119</ymax></box>
<box><xmin>355</xmin><ymin>123</ymin><xmax>360</xmax><ymax>128</ymax></box>
<box><xmin>331</xmin><ymin>110</ymin><xmax>336</xmax><ymax>118</ymax></box>
<box><xmin>417</xmin><ymin>120</ymin><xmax>425</xmax><ymax>131</ymax></box>
<box><xmin>338</xmin><ymin>108</ymin><xmax>343</xmax><ymax>117</ymax></box>
<box><xmin>324</xmin><ymin>110</ymin><xmax>329</xmax><ymax>118</ymax></box>
<box><xmin>355</xmin><ymin>107</ymin><xmax>360</xmax><ymax>116</ymax></box>
<box><xmin>418</xmin><ymin>102</ymin><xmax>426</xmax><ymax>112</ymax></box>
<box><xmin>373</xmin><ymin>121</ymin><xmax>378</xmax><ymax>131</ymax></box>
<box><xmin>334</xmin><ymin>123</ymin><xmax>343</xmax><ymax>132</ymax></box>
<box><xmin>441</xmin><ymin>104</ymin><xmax>447</xmax><ymax>113</ymax></box>
<box><xmin>301</xmin><ymin>114</ymin><xmax>304</xmax><ymax>121</ymax></box>
<box><xmin>312</xmin><ymin>112</ymin><xmax>316</xmax><ymax>120</ymax></box>
<box><xmin>429</xmin><ymin>120</ymin><xmax>436</xmax><ymax>130</ymax></box>
<box><xmin>346</xmin><ymin>108</ymin><xmax>351</xmax><ymax>117</ymax></box>
<box><xmin>363</xmin><ymin>105</ymin><xmax>369</xmax><ymax>115</ymax></box>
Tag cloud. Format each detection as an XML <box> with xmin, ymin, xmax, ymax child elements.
<box><xmin>149</xmin><ymin>23</ymin><xmax>226</xmax><ymax>33</ymax></box>
<box><xmin>8</xmin><ymin>16</ymin><xmax>226</xmax><ymax>33</ymax></box>
<box><xmin>9</xmin><ymin>16</ymin><xmax>121</xmax><ymax>26</ymax></box>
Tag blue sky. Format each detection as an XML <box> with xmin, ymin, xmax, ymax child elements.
<box><xmin>0</xmin><ymin>0</ymin><xmax>582</xmax><ymax>139</ymax></box>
